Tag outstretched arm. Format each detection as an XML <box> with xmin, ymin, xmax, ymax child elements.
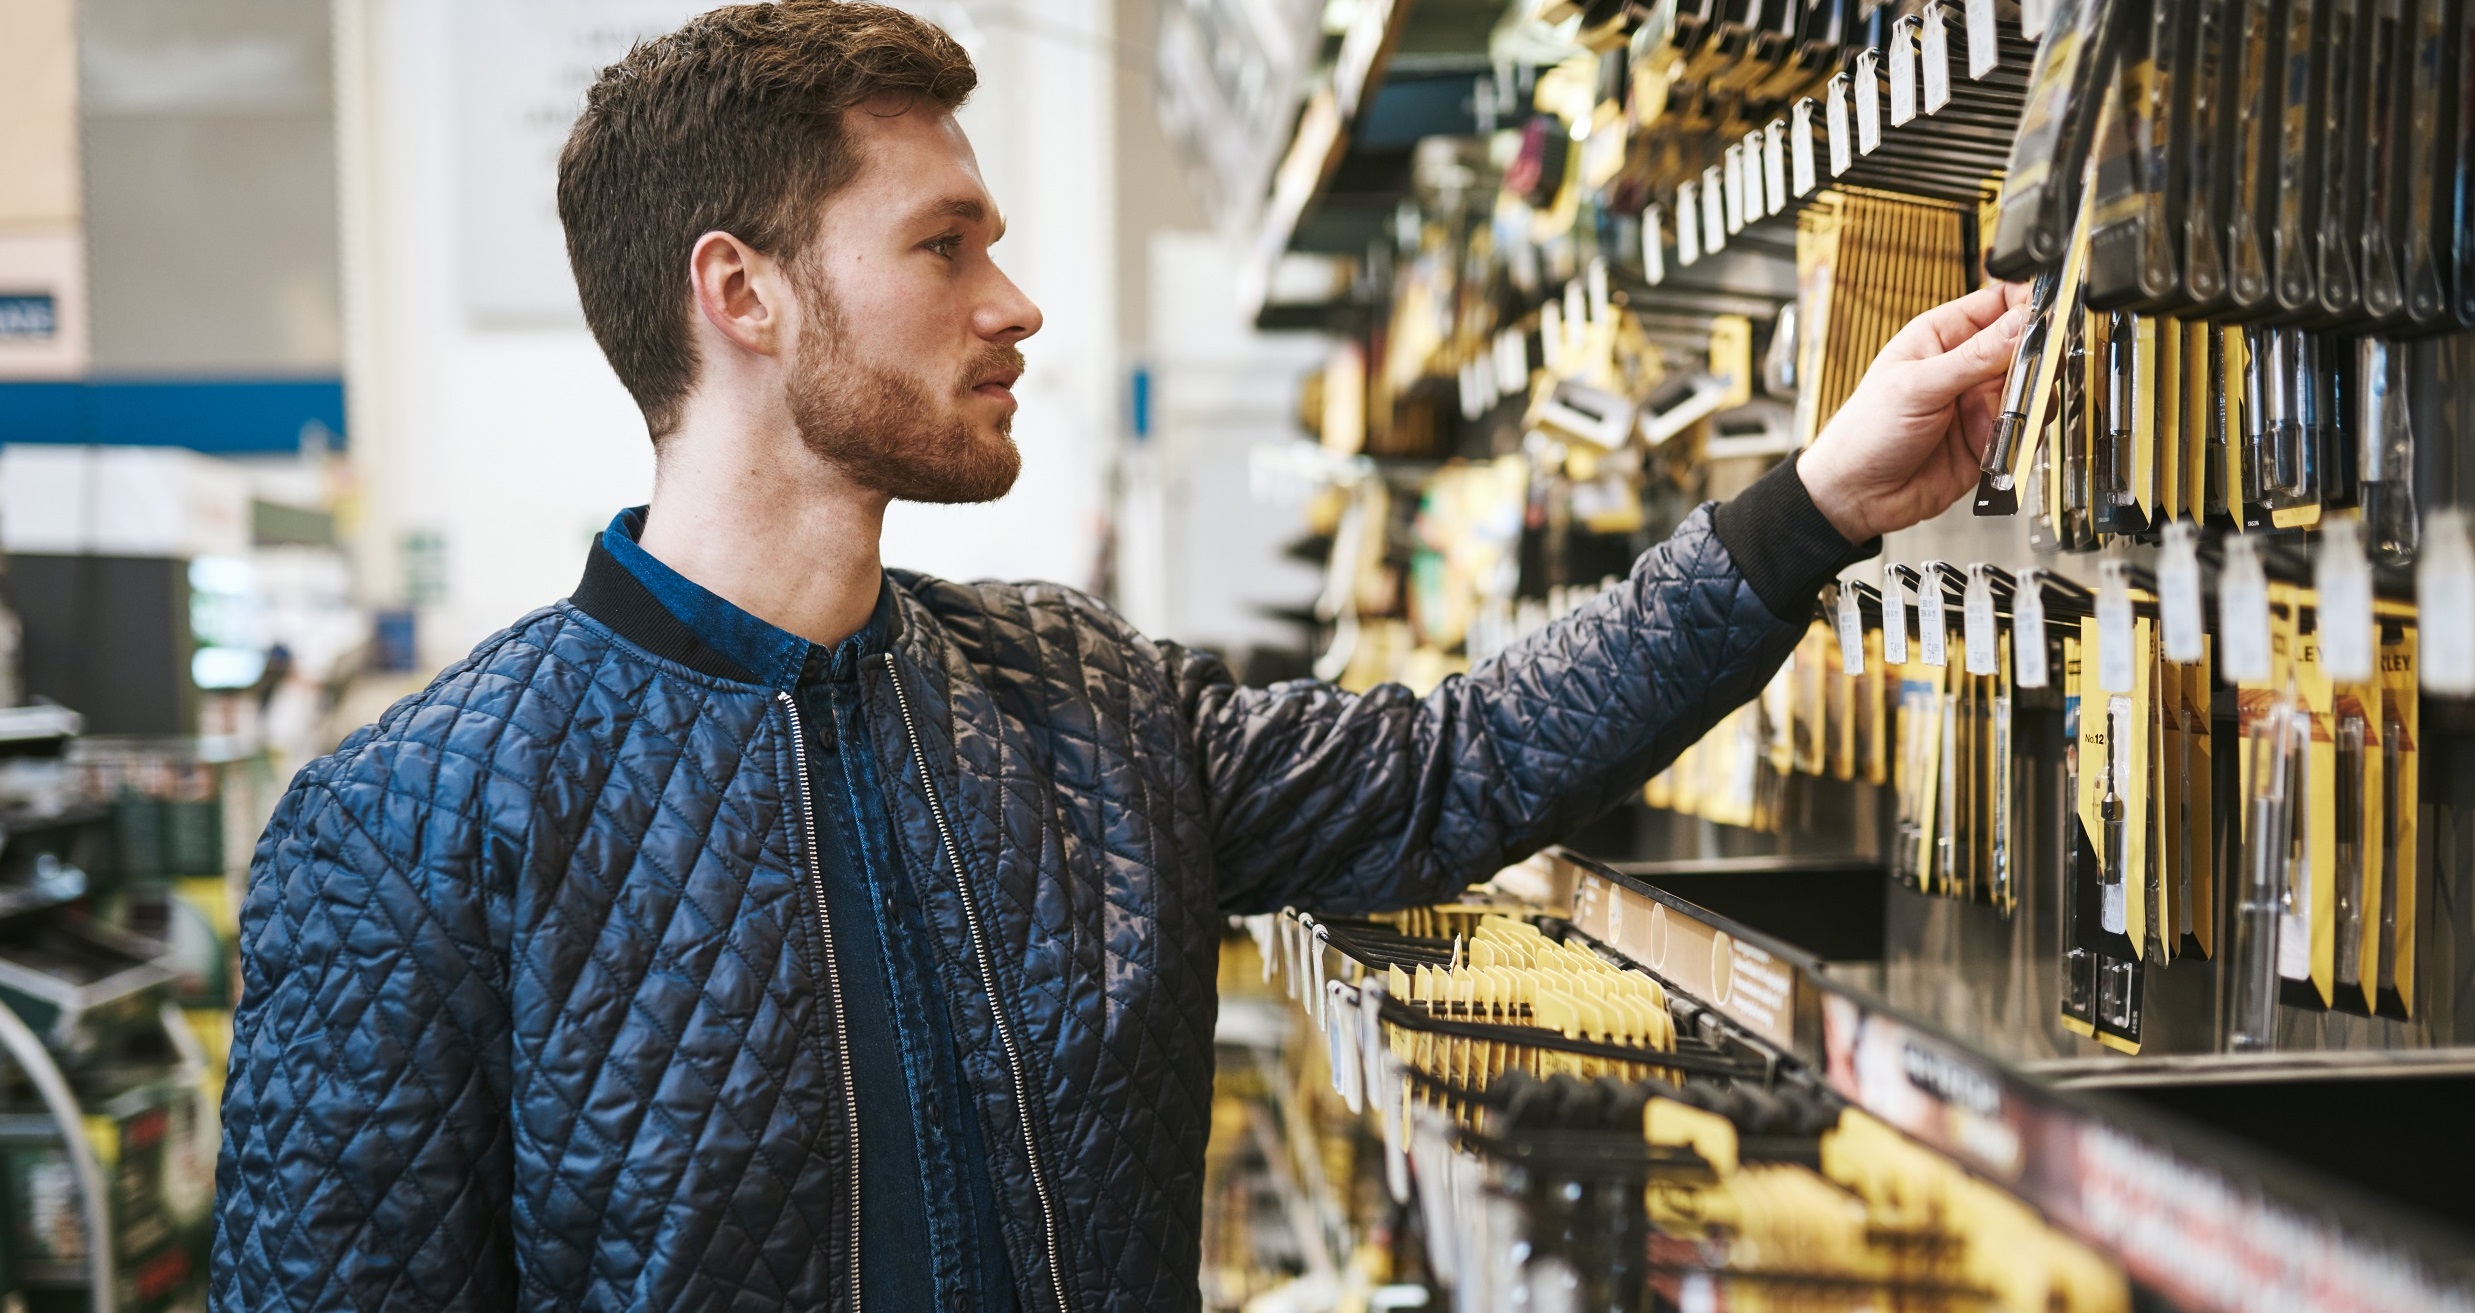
<box><xmin>1190</xmin><ymin>282</ymin><xmax>2028</xmax><ymax>915</ymax></box>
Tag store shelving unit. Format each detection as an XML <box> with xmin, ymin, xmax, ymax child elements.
<box><xmin>1175</xmin><ymin>0</ymin><xmax>2475</xmax><ymax>1300</ymax></box>
<box><xmin>1551</xmin><ymin>846</ymin><xmax>2475</xmax><ymax>1311</ymax></box>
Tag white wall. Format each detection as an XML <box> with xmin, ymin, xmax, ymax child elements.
<box><xmin>1119</xmin><ymin>230</ymin><xmax>1325</xmax><ymax>657</ymax></box>
<box><xmin>337</xmin><ymin>0</ymin><xmax>1119</xmax><ymax>668</ymax></box>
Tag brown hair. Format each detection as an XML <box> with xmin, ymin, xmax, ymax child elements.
<box><xmin>557</xmin><ymin>1</ymin><xmax>976</xmax><ymax>438</ymax></box>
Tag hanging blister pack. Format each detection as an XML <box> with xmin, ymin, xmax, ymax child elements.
<box><xmin>2375</xmin><ymin>607</ymin><xmax>2420</xmax><ymax>1018</ymax></box>
<box><xmin>1989</xmin><ymin>0</ymin><xmax>2137</xmax><ymax>277</ymax></box>
<box><xmin>2231</xmin><ymin>693</ymin><xmax>2301</xmax><ymax>1049</ymax></box>
<box><xmin>2361</xmin><ymin>0</ymin><xmax>2408</xmax><ymax>318</ymax></box>
<box><xmin>2460</xmin><ymin>0</ymin><xmax>2475</xmax><ymax>325</ymax></box>
<box><xmin>2314</xmin><ymin>0</ymin><xmax>2368</xmax><ymax>318</ymax></box>
<box><xmin>2358</xmin><ymin>339</ymin><xmax>2419</xmax><ymax>561</ymax></box>
<box><xmin>2090</xmin><ymin>0</ymin><xmax>2191</xmax><ymax>308</ymax></box>
<box><xmin>2224</xmin><ymin>0</ymin><xmax>2278</xmax><ymax>314</ymax></box>
<box><xmin>2183</xmin><ymin>0</ymin><xmax>2234</xmax><ymax>306</ymax></box>
<box><xmin>2269</xmin><ymin>0</ymin><xmax>2327</xmax><ymax>316</ymax></box>
<box><xmin>2397</xmin><ymin>0</ymin><xmax>2454</xmax><ymax>325</ymax></box>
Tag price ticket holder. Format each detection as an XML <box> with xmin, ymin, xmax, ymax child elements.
<box><xmin>1553</xmin><ymin>846</ymin><xmax>2475</xmax><ymax>1313</ymax></box>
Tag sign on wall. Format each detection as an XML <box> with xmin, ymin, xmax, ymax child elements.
<box><xmin>453</xmin><ymin>0</ymin><xmax>717</xmax><ymax>326</ymax></box>
<box><xmin>0</xmin><ymin>231</ymin><xmax>86</xmax><ymax>378</ymax></box>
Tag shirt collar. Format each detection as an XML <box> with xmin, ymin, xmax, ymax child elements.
<box><xmin>601</xmin><ymin>506</ymin><xmax>893</xmax><ymax>689</ymax></box>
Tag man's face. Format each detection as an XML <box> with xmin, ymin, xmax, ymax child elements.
<box><xmin>785</xmin><ymin>102</ymin><xmax>1039</xmax><ymax>503</ymax></box>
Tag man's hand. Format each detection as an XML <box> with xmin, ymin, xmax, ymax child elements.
<box><xmin>1797</xmin><ymin>280</ymin><xmax>2034</xmax><ymax>544</ymax></box>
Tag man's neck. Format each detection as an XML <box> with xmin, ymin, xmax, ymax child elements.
<box><xmin>638</xmin><ymin>435</ymin><xmax>889</xmax><ymax>650</ymax></box>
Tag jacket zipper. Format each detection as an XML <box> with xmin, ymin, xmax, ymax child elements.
<box><xmin>777</xmin><ymin>692</ymin><xmax>864</xmax><ymax>1313</ymax></box>
<box><xmin>879</xmin><ymin>652</ymin><xmax>1071</xmax><ymax>1313</ymax></box>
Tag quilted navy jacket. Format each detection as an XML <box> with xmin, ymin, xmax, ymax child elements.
<box><xmin>211</xmin><ymin>460</ymin><xmax>1867</xmax><ymax>1312</ymax></box>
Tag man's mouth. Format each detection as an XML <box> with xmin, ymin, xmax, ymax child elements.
<box><xmin>972</xmin><ymin>370</ymin><xmax>1021</xmax><ymax>402</ymax></box>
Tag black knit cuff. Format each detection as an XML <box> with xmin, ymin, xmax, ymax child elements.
<box><xmin>1709</xmin><ymin>452</ymin><xmax>1881</xmax><ymax>622</ymax></box>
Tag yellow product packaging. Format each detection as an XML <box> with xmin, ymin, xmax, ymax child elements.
<box><xmin>2151</xmin><ymin>629</ymin><xmax>2178</xmax><ymax>963</ymax></box>
<box><xmin>2125</xmin><ymin>616</ymin><xmax>2154</xmax><ymax>959</ymax></box>
<box><xmin>2184</xmin><ymin>646</ymin><xmax>2215</xmax><ymax>958</ymax></box>
<box><xmin>2377</xmin><ymin>607</ymin><xmax>2420</xmax><ymax>1019</ymax></box>
<box><xmin>2333</xmin><ymin>664</ymin><xmax>2382</xmax><ymax>1015</ymax></box>
<box><xmin>2295</xmin><ymin>611</ymin><xmax>2335</xmax><ymax>1009</ymax></box>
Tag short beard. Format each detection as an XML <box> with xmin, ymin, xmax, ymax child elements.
<box><xmin>785</xmin><ymin>273</ymin><xmax>1023</xmax><ymax>505</ymax></box>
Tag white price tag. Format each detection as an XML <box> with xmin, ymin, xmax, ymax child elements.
<box><xmin>1586</xmin><ymin>258</ymin><xmax>1610</xmax><ymax>329</ymax></box>
<box><xmin>1564</xmin><ymin>278</ymin><xmax>1588</xmax><ymax>344</ymax></box>
<box><xmin>1359</xmin><ymin>983</ymin><xmax>1389</xmax><ymax>1138</ymax></box>
<box><xmin>1826</xmin><ymin>75</ymin><xmax>1853</xmax><ymax>176</ymax></box>
<box><xmin>1495</xmin><ymin>327</ymin><xmax>1526</xmax><ymax>392</ymax></box>
<box><xmin>2421</xmin><ymin>508</ymin><xmax>2475</xmax><ymax>695</ymax></box>
<box><xmin>1642</xmin><ymin>203</ymin><xmax>1667</xmax><ymax>284</ymax></box>
<box><xmin>2317</xmin><ymin>518</ymin><xmax>2375</xmax><ymax>683</ymax></box>
<box><xmin>1723</xmin><ymin>144</ymin><xmax>1747</xmax><ymax>233</ymax></box>
<box><xmin>1287</xmin><ymin>914</ymin><xmax>1306</xmax><ymax>998</ymax></box>
<box><xmin>1964</xmin><ymin>564</ymin><xmax>1998</xmax><ymax>674</ymax></box>
<box><xmin>1539</xmin><ymin>298</ymin><xmax>1564</xmax><ymax>372</ymax></box>
<box><xmin>1837</xmin><ymin>585</ymin><xmax>1867</xmax><ymax>675</ymax></box>
<box><xmin>2021</xmin><ymin>0</ymin><xmax>2054</xmax><ymax>40</ymax></box>
<box><xmin>1855</xmin><ymin>49</ymin><xmax>1883</xmax><ymax>153</ymax></box>
<box><xmin>1921</xmin><ymin>1</ymin><xmax>1953</xmax><ymax>112</ymax></box>
<box><xmin>2097</xmin><ymin>559</ymin><xmax>2135</xmax><ymax>692</ymax></box>
<box><xmin>1883</xmin><ymin>564</ymin><xmax>1910</xmax><ymax>665</ymax></box>
<box><xmin>1763</xmin><ymin>121</ymin><xmax>1787</xmax><ymax>213</ymax></box>
<box><xmin>1743</xmin><ymin>131</ymin><xmax>1767</xmax><ymax>215</ymax></box>
<box><xmin>1676</xmin><ymin>183</ymin><xmax>1703</xmax><ymax>265</ymax></box>
<box><xmin>1919</xmin><ymin>564</ymin><xmax>1949</xmax><ymax>666</ymax></box>
<box><xmin>2015</xmin><ymin>570</ymin><xmax>2050</xmax><ymax>688</ymax></box>
<box><xmin>1890</xmin><ymin>17</ymin><xmax>1920</xmax><ymax>124</ymax></box>
<box><xmin>1791</xmin><ymin>99</ymin><xmax>1818</xmax><ymax>195</ymax></box>
<box><xmin>1701</xmin><ymin>166</ymin><xmax>1728</xmax><ymax>252</ymax></box>
<box><xmin>2160</xmin><ymin>519</ymin><xmax>2206</xmax><ymax>663</ymax></box>
<box><xmin>1328</xmin><ymin>980</ymin><xmax>1363</xmax><ymax>1111</ymax></box>
<box><xmin>2220</xmin><ymin>535</ymin><xmax>2273</xmax><ymax>683</ymax></box>
<box><xmin>1967</xmin><ymin>0</ymin><xmax>1999</xmax><ymax>77</ymax></box>
<box><xmin>1309</xmin><ymin>922</ymin><xmax>1331</xmax><ymax>1029</ymax></box>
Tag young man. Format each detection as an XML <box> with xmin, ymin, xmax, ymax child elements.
<box><xmin>210</xmin><ymin>4</ymin><xmax>2028</xmax><ymax>1310</ymax></box>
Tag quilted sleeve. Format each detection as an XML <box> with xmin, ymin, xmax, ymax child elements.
<box><xmin>1187</xmin><ymin>459</ymin><xmax>1873</xmax><ymax>915</ymax></box>
<box><xmin>211</xmin><ymin>774</ymin><xmax>516</xmax><ymax>1311</ymax></box>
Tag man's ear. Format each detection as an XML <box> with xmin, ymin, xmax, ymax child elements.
<box><xmin>689</xmin><ymin>231</ymin><xmax>793</xmax><ymax>357</ymax></box>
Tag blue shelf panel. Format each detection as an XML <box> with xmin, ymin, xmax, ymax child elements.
<box><xmin>0</xmin><ymin>378</ymin><xmax>346</xmax><ymax>454</ymax></box>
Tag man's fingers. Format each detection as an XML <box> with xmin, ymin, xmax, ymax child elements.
<box><xmin>1887</xmin><ymin>282</ymin><xmax>2020</xmax><ymax>358</ymax></box>
<box><xmin>1954</xmin><ymin>376</ymin><xmax>2003</xmax><ymax>459</ymax></box>
<box><xmin>1904</xmin><ymin>304</ymin><xmax>2028</xmax><ymax>403</ymax></box>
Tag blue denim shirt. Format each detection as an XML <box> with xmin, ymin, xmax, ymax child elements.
<box><xmin>602</xmin><ymin>508</ymin><xmax>1018</xmax><ymax>1313</ymax></box>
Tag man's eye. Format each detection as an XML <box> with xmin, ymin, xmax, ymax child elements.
<box><xmin>926</xmin><ymin>235</ymin><xmax>962</xmax><ymax>258</ymax></box>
